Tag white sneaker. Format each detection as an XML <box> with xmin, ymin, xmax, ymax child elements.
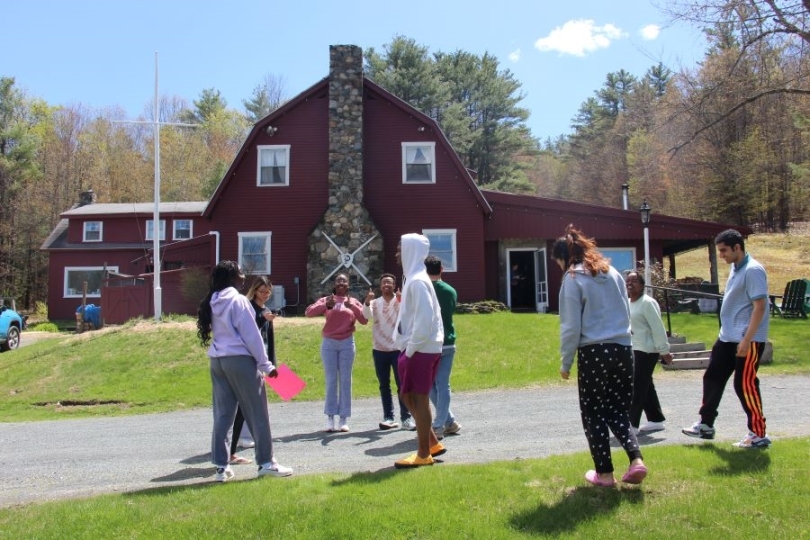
<box><xmin>258</xmin><ymin>462</ymin><xmax>293</xmax><ymax>477</ymax></box>
<box><xmin>630</xmin><ymin>426</ymin><xmax>640</xmax><ymax>436</ymax></box>
<box><xmin>238</xmin><ymin>438</ymin><xmax>255</xmax><ymax>449</ymax></box>
<box><xmin>639</xmin><ymin>421</ymin><xmax>666</xmax><ymax>433</ymax></box>
<box><xmin>338</xmin><ymin>417</ymin><xmax>350</xmax><ymax>432</ymax></box>
<box><xmin>215</xmin><ymin>465</ymin><xmax>234</xmax><ymax>482</ymax></box>
<box><xmin>401</xmin><ymin>417</ymin><xmax>417</xmax><ymax>431</ymax></box>
<box><xmin>323</xmin><ymin>416</ymin><xmax>337</xmax><ymax>432</ymax></box>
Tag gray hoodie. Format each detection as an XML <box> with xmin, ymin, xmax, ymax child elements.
<box><xmin>208</xmin><ymin>286</ymin><xmax>274</xmax><ymax>374</ymax></box>
<box><xmin>393</xmin><ymin>233</ymin><xmax>444</xmax><ymax>357</ymax></box>
<box><xmin>559</xmin><ymin>264</ymin><xmax>631</xmax><ymax>372</ymax></box>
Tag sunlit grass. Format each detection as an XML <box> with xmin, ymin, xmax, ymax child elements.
<box><xmin>1</xmin><ymin>438</ymin><xmax>808</xmax><ymax>539</ymax></box>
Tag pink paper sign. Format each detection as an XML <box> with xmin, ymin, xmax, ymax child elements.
<box><xmin>264</xmin><ymin>364</ymin><xmax>307</xmax><ymax>401</ymax></box>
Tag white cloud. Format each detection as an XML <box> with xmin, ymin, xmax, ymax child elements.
<box><xmin>641</xmin><ymin>24</ymin><xmax>660</xmax><ymax>40</ymax></box>
<box><xmin>534</xmin><ymin>19</ymin><xmax>626</xmax><ymax>57</ymax></box>
<box><xmin>508</xmin><ymin>48</ymin><xmax>521</xmax><ymax>63</ymax></box>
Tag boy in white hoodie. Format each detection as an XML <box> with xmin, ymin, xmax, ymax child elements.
<box><xmin>393</xmin><ymin>234</ymin><xmax>446</xmax><ymax>468</ymax></box>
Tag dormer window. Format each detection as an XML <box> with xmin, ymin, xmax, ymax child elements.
<box><xmin>146</xmin><ymin>220</ymin><xmax>166</xmax><ymax>241</ymax></box>
<box><xmin>257</xmin><ymin>145</ymin><xmax>290</xmax><ymax>186</ymax></box>
<box><xmin>83</xmin><ymin>221</ymin><xmax>103</xmax><ymax>242</ymax></box>
<box><xmin>402</xmin><ymin>142</ymin><xmax>436</xmax><ymax>184</ymax></box>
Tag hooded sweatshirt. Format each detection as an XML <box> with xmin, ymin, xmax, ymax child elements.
<box><xmin>394</xmin><ymin>233</ymin><xmax>444</xmax><ymax>357</ymax></box>
<box><xmin>558</xmin><ymin>263</ymin><xmax>631</xmax><ymax>372</ymax></box>
<box><xmin>208</xmin><ymin>286</ymin><xmax>274</xmax><ymax>374</ymax></box>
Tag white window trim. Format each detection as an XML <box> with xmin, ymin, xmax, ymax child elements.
<box><xmin>238</xmin><ymin>232</ymin><xmax>272</xmax><ymax>275</ymax></box>
<box><xmin>257</xmin><ymin>144</ymin><xmax>291</xmax><ymax>187</ymax></box>
<box><xmin>83</xmin><ymin>221</ymin><xmax>103</xmax><ymax>242</ymax></box>
<box><xmin>172</xmin><ymin>219</ymin><xmax>193</xmax><ymax>240</ymax></box>
<box><xmin>422</xmin><ymin>228</ymin><xmax>457</xmax><ymax>272</ymax></box>
<box><xmin>402</xmin><ymin>142</ymin><xmax>436</xmax><ymax>184</ymax></box>
<box><xmin>64</xmin><ymin>266</ymin><xmax>119</xmax><ymax>298</ymax></box>
<box><xmin>146</xmin><ymin>220</ymin><xmax>166</xmax><ymax>241</ymax></box>
<box><xmin>600</xmin><ymin>247</ymin><xmax>638</xmax><ymax>273</ymax></box>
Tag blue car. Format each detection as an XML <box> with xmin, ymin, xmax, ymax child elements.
<box><xmin>0</xmin><ymin>298</ymin><xmax>27</xmax><ymax>352</ymax></box>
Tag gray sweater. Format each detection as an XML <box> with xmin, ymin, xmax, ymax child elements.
<box><xmin>558</xmin><ymin>264</ymin><xmax>632</xmax><ymax>372</ymax></box>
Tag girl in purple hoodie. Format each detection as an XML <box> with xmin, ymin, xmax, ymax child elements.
<box><xmin>197</xmin><ymin>261</ymin><xmax>292</xmax><ymax>482</ymax></box>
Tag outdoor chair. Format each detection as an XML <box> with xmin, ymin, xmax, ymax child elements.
<box><xmin>770</xmin><ymin>279</ymin><xmax>808</xmax><ymax>319</ymax></box>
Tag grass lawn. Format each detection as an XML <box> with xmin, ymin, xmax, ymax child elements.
<box><xmin>0</xmin><ymin>437</ymin><xmax>808</xmax><ymax>539</ymax></box>
<box><xmin>1</xmin><ymin>312</ymin><xmax>807</xmax><ymax>422</ymax></box>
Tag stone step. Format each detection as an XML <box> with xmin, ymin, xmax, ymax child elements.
<box><xmin>667</xmin><ymin>335</ymin><xmax>686</xmax><ymax>345</ymax></box>
<box><xmin>673</xmin><ymin>349</ymin><xmax>711</xmax><ymax>359</ymax></box>
<box><xmin>664</xmin><ymin>357</ymin><xmax>710</xmax><ymax>370</ymax></box>
<box><xmin>670</xmin><ymin>342</ymin><xmax>707</xmax><ymax>353</ymax></box>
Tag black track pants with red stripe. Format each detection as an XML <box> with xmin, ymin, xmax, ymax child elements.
<box><xmin>699</xmin><ymin>339</ymin><xmax>767</xmax><ymax>437</ymax></box>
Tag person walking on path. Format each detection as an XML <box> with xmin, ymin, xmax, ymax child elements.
<box><xmin>554</xmin><ymin>225</ymin><xmax>647</xmax><ymax>487</ymax></box>
<box><xmin>682</xmin><ymin>228</ymin><xmax>772</xmax><ymax>449</ymax></box>
<box><xmin>363</xmin><ymin>273</ymin><xmax>413</xmax><ymax>430</ymax></box>
<box><xmin>393</xmin><ymin>234</ymin><xmax>446</xmax><ymax>468</ymax></box>
<box><xmin>196</xmin><ymin>261</ymin><xmax>292</xmax><ymax>482</ymax></box>
<box><xmin>626</xmin><ymin>270</ymin><xmax>673</xmax><ymax>435</ymax></box>
<box><xmin>306</xmin><ymin>273</ymin><xmax>368</xmax><ymax>433</ymax></box>
<box><xmin>425</xmin><ymin>255</ymin><xmax>462</xmax><ymax>439</ymax></box>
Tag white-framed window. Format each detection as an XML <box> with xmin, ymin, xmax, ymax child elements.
<box><xmin>600</xmin><ymin>247</ymin><xmax>638</xmax><ymax>273</ymax></box>
<box><xmin>173</xmin><ymin>219</ymin><xmax>193</xmax><ymax>240</ymax></box>
<box><xmin>402</xmin><ymin>142</ymin><xmax>436</xmax><ymax>184</ymax></box>
<box><xmin>423</xmin><ymin>228</ymin><xmax>457</xmax><ymax>272</ymax></box>
<box><xmin>239</xmin><ymin>232</ymin><xmax>272</xmax><ymax>275</ymax></box>
<box><xmin>257</xmin><ymin>145</ymin><xmax>290</xmax><ymax>186</ymax></box>
<box><xmin>64</xmin><ymin>266</ymin><xmax>119</xmax><ymax>298</ymax></box>
<box><xmin>146</xmin><ymin>220</ymin><xmax>166</xmax><ymax>241</ymax></box>
<box><xmin>83</xmin><ymin>221</ymin><xmax>103</xmax><ymax>242</ymax></box>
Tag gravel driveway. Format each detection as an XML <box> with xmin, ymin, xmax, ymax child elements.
<box><xmin>1</xmin><ymin>371</ymin><xmax>808</xmax><ymax>508</ymax></box>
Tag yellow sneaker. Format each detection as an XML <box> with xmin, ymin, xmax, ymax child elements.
<box><xmin>394</xmin><ymin>453</ymin><xmax>434</xmax><ymax>469</ymax></box>
<box><xmin>429</xmin><ymin>443</ymin><xmax>447</xmax><ymax>457</ymax></box>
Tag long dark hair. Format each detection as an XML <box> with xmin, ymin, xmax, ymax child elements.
<box><xmin>551</xmin><ymin>224</ymin><xmax>609</xmax><ymax>277</ymax></box>
<box><xmin>197</xmin><ymin>260</ymin><xmax>242</xmax><ymax>346</ymax></box>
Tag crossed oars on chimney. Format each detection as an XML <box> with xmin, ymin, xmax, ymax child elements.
<box><xmin>319</xmin><ymin>232</ymin><xmax>379</xmax><ymax>286</ymax></box>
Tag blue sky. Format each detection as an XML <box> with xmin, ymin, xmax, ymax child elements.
<box><xmin>5</xmin><ymin>0</ymin><xmax>707</xmax><ymax>141</ymax></box>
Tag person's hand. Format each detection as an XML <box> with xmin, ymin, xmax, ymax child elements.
<box><xmin>661</xmin><ymin>353</ymin><xmax>673</xmax><ymax>365</ymax></box>
<box><xmin>736</xmin><ymin>338</ymin><xmax>751</xmax><ymax>357</ymax></box>
<box><xmin>265</xmin><ymin>368</ymin><xmax>279</xmax><ymax>379</ymax></box>
<box><xmin>263</xmin><ymin>311</ymin><xmax>276</xmax><ymax>321</ymax></box>
<box><xmin>325</xmin><ymin>294</ymin><xmax>336</xmax><ymax>309</ymax></box>
<box><xmin>395</xmin><ymin>288</ymin><xmax>402</xmax><ymax>302</ymax></box>
<box><xmin>560</xmin><ymin>368</ymin><xmax>570</xmax><ymax>380</ymax></box>
<box><xmin>365</xmin><ymin>289</ymin><xmax>375</xmax><ymax>306</ymax></box>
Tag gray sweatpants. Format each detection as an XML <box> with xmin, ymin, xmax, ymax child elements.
<box><xmin>210</xmin><ymin>355</ymin><xmax>273</xmax><ymax>467</ymax></box>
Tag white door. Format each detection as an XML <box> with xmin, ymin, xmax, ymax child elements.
<box><xmin>535</xmin><ymin>248</ymin><xmax>548</xmax><ymax>312</ymax></box>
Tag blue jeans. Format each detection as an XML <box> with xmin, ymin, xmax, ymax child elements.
<box><xmin>322</xmin><ymin>336</ymin><xmax>355</xmax><ymax>418</ymax></box>
<box><xmin>430</xmin><ymin>345</ymin><xmax>456</xmax><ymax>429</ymax></box>
<box><xmin>373</xmin><ymin>349</ymin><xmax>411</xmax><ymax>421</ymax></box>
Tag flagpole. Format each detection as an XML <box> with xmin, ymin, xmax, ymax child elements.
<box><xmin>153</xmin><ymin>51</ymin><xmax>162</xmax><ymax>321</ymax></box>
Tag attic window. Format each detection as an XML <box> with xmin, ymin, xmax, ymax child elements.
<box><xmin>402</xmin><ymin>142</ymin><xmax>436</xmax><ymax>184</ymax></box>
<box><xmin>83</xmin><ymin>221</ymin><xmax>103</xmax><ymax>242</ymax></box>
<box><xmin>257</xmin><ymin>145</ymin><xmax>290</xmax><ymax>186</ymax></box>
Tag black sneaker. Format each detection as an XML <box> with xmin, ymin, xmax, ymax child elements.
<box><xmin>682</xmin><ymin>421</ymin><xmax>715</xmax><ymax>439</ymax></box>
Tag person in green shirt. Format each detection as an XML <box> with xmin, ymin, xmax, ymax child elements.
<box><xmin>425</xmin><ymin>255</ymin><xmax>462</xmax><ymax>439</ymax></box>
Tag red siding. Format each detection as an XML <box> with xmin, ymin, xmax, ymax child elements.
<box><xmin>205</xmin><ymin>91</ymin><xmax>330</xmax><ymax>305</ymax></box>
<box><xmin>363</xmin><ymin>89</ymin><xmax>488</xmax><ymax>302</ymax></box>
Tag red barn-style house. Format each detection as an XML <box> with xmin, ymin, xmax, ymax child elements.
<box><xmin>42</xmin><ymin>45</ymin><xmax>740</xmax><ymax>322</ymax></box>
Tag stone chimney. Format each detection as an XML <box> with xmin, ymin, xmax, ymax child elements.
<box><xmin>306</xmin><ymin>45</ymin><xmax>383</xmax><ymax>300</ymax></box>
<box><xmin>78</xmin><ymin>188</ymin><xmax>96</xmax><ymax>206</ymax></box>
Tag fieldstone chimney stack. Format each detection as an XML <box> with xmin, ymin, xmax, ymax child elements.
<box><xmin>307</xmin><ymin>45</ymin><xmax>382</xmax><ymax>299</ymax></box>
<box><xmin>79</xmin><ymin>188</ymin><xmax>96</xmax><ymax>206</ymax></box>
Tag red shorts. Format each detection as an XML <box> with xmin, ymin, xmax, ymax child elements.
<box><xmin>398</xmin><ymin>351</ymin><xmax>440</xmax><ymax>395</ymax></box>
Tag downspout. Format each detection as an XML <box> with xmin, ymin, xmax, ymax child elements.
<box><xmin>209</xmin><ymin>231</ymin><xmax>220</xmax><ymax>264</ymax></box>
